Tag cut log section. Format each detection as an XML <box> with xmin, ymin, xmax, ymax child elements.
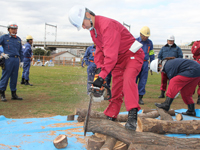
<box><xmin>113</xmin><ymin>141</ymin><xmax>128</xmax><ymax>150</ymax></box>
<box><xmin>67</xmin><ymin>115</ymin><xmax>75</xmax><ymax>121</ymax></box>
<box><xmin>176</xmin><ymin>113</ymin><xmax>183</xmax><ymax>121</ymax></box>
<box><xmin>87</xmin><ymin>135</ymin><xmax>105</xmax><ymax>150</ymax></box>
<box><xmin>86</xmin><ymin>118</ymin><xmax>200</xmax><ymax>149</ymax></box>
<box><xmin>137</xmin><ymin>117</ymin><xmax>200</xmax><ymax>134</ymax></box>
<box><xmin>156</xmin><ymin>108</ymin><xmax>173</xmax><ymax>121</ymax></box>
<box><xmin>100</xmin><ymin>136</ymin><xmax>117</xmax><ymax>150</ymax></box>
<box><xmin>53</xmin><ymin>134</ymin><xmax>68</xmax><ymax>149</ymax></box>
<box><xmin>141</xmin><ymin>109</ymin><xmax>175</xmax><ymax>116</ymax></box>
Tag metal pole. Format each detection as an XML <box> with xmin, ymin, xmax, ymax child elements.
<box><xmin>44</xmin><ymin>23</ymin><xmax>46</xmax><ymax>49</ymax></box>
<box><xmin>0</xmin><ymin>25</ymin><xmax>7</xmax><ymax>28</ymax></box>
<box><xmin>55</xmin><ymin>25</ymin><xmax>57</xmax><ymax>42</ymax></box>
<box><xmin>123</xmin><ymin>22</ymin><xmax>131</xmax><ymax>32</ymax></box>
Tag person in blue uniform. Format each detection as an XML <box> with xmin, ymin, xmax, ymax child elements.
<box><xmin>0</xmin><ymin>22</ymin><xmax>23</xmax><ymax>102</ymax></box>
<box><xmin>21</xmin><ymin>35</ymin><xmax>33</xmax><ymax>86</ymax></box>
<box><xmin>157</xmin><ymin>35</ymin><xmax>183</xmax><ymax>98</ymax></box>
<box><xmin>136</xmin><ymin>26</ymin><xmax>154</xmax><ymax>105</ymax></box>
<box><xmin>82</xmin><ymin>44</ymin><xmax>97</xmax><ymax>94</ymax></box>
<box><xmin>150</xmin><ymin>58</ymin><xmax>200</xmax><ymax>116</ymax></box>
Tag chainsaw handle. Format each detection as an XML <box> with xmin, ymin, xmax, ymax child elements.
<box><xmin>102</xmin><ymin>84</ymin><xmax>112</xmax><ymax>100</ymax></box>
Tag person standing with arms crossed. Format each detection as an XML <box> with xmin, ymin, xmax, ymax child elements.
<box><xmin>0</xmin><ymin>22</ymin><xmax>23</xmax><ymax>102</ymax></box>
<box><xmin>69</xmin><ymin>5</ymin><xmax>144</xmax><ymax>130</ymax></box>
<box><xmin>21</xmin><ymin>35</ymin><xmax>33</xmax><ymax>86</ymax></box>
<box><xmin>157</xmin><ymin>35</ymin><xmax>183</xmax><ymax>98</ymax></box>
<box><xmin>136</xmin><ymin>26</ymin><xmax>154</xmax><ymax>105</ymax></box>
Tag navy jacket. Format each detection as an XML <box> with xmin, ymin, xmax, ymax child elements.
<box><xmin>158</xmin><ymin>43</ymin><xmax>183</xmax><ymax>60</ymax></box>
<box><xmin>162</xmin><ymin>58</ymin><xmax>200</xmax><ymax>79</ymax></box>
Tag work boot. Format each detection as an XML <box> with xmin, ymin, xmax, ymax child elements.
<box><xmin>0</xmin><ymin>90</ymin><xmax>7</xmax><ymax>102</ymax></box>
<box><xmin>182</xmin><ymin>103</ymin><xmax>196</xmax><ymax>116</ymax></box>
<box><xmin>158</xmin><ymin>90</ymin><xmax>165</xmax><ymax>98</ymax></box>
<box><xmin>21</xmin><ymin>78</ymin><xmax>25</xmax><ymax>84</ymax></box>
<box><xmin>125</xmin><ymin>108</ymin><xmax>138</xmax><ymax>131</ymax></box>
<box><xmin>139</xmin><ymin>95</ymin><xmax>144</xmax><ymax>105</ymax></box>
<box><xmin>25</xmin><ymin>80</ymin><xmax>33</xmax><ymax>86</ymax></box>
<box><xmin>107</xmin><ymin>116</ymin><xmax>116</xmax><ymax>121</ymax></box>
<box><xmin>11</xmin><ymin>91</ymin><xmax>23</xmax><ymax>100</ymax></box>
<box><xmin>155</xmin><ymin>96</ymin><xmax>174</xmax><ymax>111</ymax></box>
<box><xmin>197</xmin><ymin>95</ymin><xmax>200</xmax><ymax>105</ymax></box>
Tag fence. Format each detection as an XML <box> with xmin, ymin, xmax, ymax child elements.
<box><xmin>32</xmin><ymin>55</ymin><xmax>82</xmax><ymax>66</ymax></box>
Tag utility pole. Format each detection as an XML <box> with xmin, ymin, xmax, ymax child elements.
<box><xmin>0</xmin><ymin>25</ymin><xmax>7</xmax><ymax>28</ymax></box>
<box><xmin>44</xmin><ymin>23</ymin><xmax>57</xmax><ymax>49</ymax></box>
<box><xmin>123</xmin><ymin>22</ymin><xmax>131</xmax><ymax>32</ymax></box>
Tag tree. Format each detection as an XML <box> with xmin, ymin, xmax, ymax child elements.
<box><xmin>32</xmin><ymin>48</ymin><xmax>51</xmax><ymax>56</ymax></box>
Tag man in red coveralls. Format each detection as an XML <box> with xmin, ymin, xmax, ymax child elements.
<box><xmin>191</xmin><ymin>41</ymin><xmax>200</xmax><ymax>104</ymax></box>
<box><xmin>69</xmin><ymin>5</ymin><xmax>145</xmax><ymax>130</ymax></box>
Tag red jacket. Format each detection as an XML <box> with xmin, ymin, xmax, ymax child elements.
<box><xmin>192</xmin><ymin>41</ymin><xmax>200</xmax><ymax>64</ymax></box>
<box><xmin>90</xmin><ymin>16</ymin><xmax>137</xmax><ymax>79</ymax></box>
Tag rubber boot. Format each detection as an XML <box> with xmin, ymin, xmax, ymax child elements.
<box><xmin>125</xmin><ymin>108</ymin><xmax>138</xmax><ymax>131</ymax></box>
<box><xmin>155</xmin><ymin>96</ymin><xmax>174</xmax><ymax>111</ymax></box>
<box><xmin>139</xmin><ymin>95</ymin><xmax>144</xmax><ymax>105</ymax></box>
<box><xmin>107</xmin><ymin>116</ymin><xmax>116</xmax><ymax>121</ymax></box>
<box><xmin>0</xmin><ymin>90</ymin><xmax>7</xmax><ymax>102</ymax></box>
<box><xmin>21</xmin><ymin>78</ymin><xmax>25</xmax><ymax>84</ymax></box>
<box><xmin>182</xmin><ymin>104</ymin><xmax>196</xmax><ymax>116</ymax></box>
<box><xmin>197</xmin><ymin>95</ymin><xmax>200</xmax><ymax>105</ymax></box>
<box><xmin>158</xmin><ymin>90</ymin><xmax>165</xmax><ymax>98</ymax></box>
<box><xmin>25</xmin><ymin>80</ymin><xmax>33</xmax><ymax>86</ymax></box>
<box><xmin>11</xmin><ymin>91</ymin><xmax>23</xmax><ymax>100</ymax></box>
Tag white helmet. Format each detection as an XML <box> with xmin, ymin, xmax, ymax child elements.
<box><xmin>167</xmin><ymin>35</ymin><xmax>175</xmax><ymax>41</ymax></box>
<box><xmin>150</xmin><ymin>59</ymin><xmax>158</xmax><ymax>73</ymax></box>
<box><xmin>68</xmin><ymin>5</ymin><xmax>86</xmax><ymax>31</ymax></box>
<box><xmin>7</xmin><ymin>21</ymin><xmax>18</xmax><ymax>29</ymax></box>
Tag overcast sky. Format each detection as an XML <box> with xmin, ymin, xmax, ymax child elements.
<box><xmin>0</xmin><ymin>0</ymin><xmax>200</xmax><ymax>45</ymax></box>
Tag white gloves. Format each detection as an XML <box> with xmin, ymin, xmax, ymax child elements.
<box><xmin>1</xmin><ymin>53</ymin><xmax>9</xmax><ymax>59</ymax></box>
<box><xmin>19</xmin><ymin>62</ymin><xmax>24</xmax><ymax>68</ymax></box>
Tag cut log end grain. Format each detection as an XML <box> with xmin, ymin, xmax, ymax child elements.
<box><xmin>53</xmin><ymin>134</ymin><xmax>68</xmax><ymax>149</ymax></box>
<box><xmin>87</xmin><ymin>135</ymin><xmax>105</xmax><ymax>150</ymax></box>
<box><xmin>176</xmin><ymin>113</ymin><xmax>183</xmax><ymax>121</ymax></box>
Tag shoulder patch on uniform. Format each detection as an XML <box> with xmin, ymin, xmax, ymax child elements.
<box><xmin>18</xmin><ymin>41</ymin><xmax>21</xmax><ymax>43</ymax></box>
<box><xmin>7</xmin><ymin>40</ymin><xmax>9</xmax><ymax>42</ymax></box>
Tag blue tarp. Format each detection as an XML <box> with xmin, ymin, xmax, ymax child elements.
<box><xmin>0</xmin><ymin>109</ymin><xmax>200</xmax><ymax>150</ymax></box>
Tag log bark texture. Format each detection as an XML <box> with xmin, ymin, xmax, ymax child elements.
<box><xmin>67</xmin><ymin>115</ymin><xmax>75</xmax><ymax>121</ymax></box>
<box><xmin>142</xmin><ymin>109</ymin><xmax>175</xmax><ymax>116</ymax></box>
<box><xmin>86</xmin><ymin>118</ymin><xmax>200</xmax><ymax>149</ymax></box>
<box><xmin>137</xmin><ymin>117</ymin><xmax>200</xmax><ymax>134</ymax></box>
<box><xmin>156</xmin><ymin>108</ymin><xmax>173</xmax><ymax>121</ymax></box>
<box><xmin>75</xmin><ymin>108</ymin><xmax>173</xmax><ymax>122</ymax></box>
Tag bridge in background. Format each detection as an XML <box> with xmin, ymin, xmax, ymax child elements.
<box><xmin>31</xmin><ymin>41</ymin><xmax>192</xmax><ymax>56</ymax></box>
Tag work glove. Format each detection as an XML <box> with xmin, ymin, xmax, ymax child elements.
<box><xmin>95</xmin><ymin>68</ymin><xmax>101</xmax><ymax>74</ymax></box>
<box><xmin>1</xmin><ymin>53</ymin><xmax>9</xmax><ymax>59</ymax></box>
<box><xmin>19</xmin><ymin>62</ymin><xmax>24</xmax><ymax>68</ymax></box>
<box><xmin>93</xmin><ymin>76</ymin><xmax>104</xmax><ymax>88</ymax></box>
<box><xmin>150</xmin><ymin>70</ymin><xmax>153</xmax><ymax>75</ymax></box>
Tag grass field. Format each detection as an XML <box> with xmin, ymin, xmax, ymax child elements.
<box><xmin>0</xmin><ymin>65</ymin><xmax>199</xmax><ymax>118</ymax></box>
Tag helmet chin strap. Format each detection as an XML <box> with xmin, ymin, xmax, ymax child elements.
<box><xmin>85</xmin><ymin>16</ymin><xmax>97</xmax><ymax>38</ymax></box>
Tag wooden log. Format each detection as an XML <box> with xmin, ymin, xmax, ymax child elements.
<box><xmin>86</xmin><ymin>118</ymin><xmax>200</xmax><ymax>149</ymax></box>
<box><xmin>100</xmin><ymin>136</ymin><xmax>117</xmax><ymax>150</ymax></box>
<box><xmin>156</xmin><ymin>108</ymin><xmax>173</xmax><ymax>121</ymax></box>
<box><xmin>53</xmin><ymin>134</ymin><xmax>68</xmax><ymax>149</ymax></box>
<box><xmin>67</xmin><ymin>115</ymin><xmax>74</xmax><ymax>121</ymax></box>
<box><xmin>127</xmin><ymin>143</ymin><xmax>184</xmax><ymax>150</ymax></box>
<box><xmin>87</xmin><ymin>135</ymin><xmax>105</xmax><ymax>150</ymax></box>
<box><xmin>176</xmin><ymin>113</ymin><xmax>183</xmax><ymax>121</ymax></box>
<box><xmin>113</xmin><ymin>141</ymin><xmax>128</xmax><ymax>150</ymax></box>
<box><xmin>137</xmin><ymin>117</ymin><xmax>200</xmax><ymax>134</ymax></box>
<box><xmin>75</xmin><ymin>108</ymin><xmax>174</xmax><ymax>122</ymax></box>
<box><xmin>142</xmin><ymin>109</ymin><xmax>175</xmax><ymax>116</ymax></box>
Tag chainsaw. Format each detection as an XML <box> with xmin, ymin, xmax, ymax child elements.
<box><xmin>83</xmin><ymin>81</ymin><xmax>111</xmax><ymax>136</ymax></box>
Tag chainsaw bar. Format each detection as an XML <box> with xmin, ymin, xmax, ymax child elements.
<box><xmin>83</xmin><ymin>93</ymin><xmax>93</xmax><ymax>136</ymax></box>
